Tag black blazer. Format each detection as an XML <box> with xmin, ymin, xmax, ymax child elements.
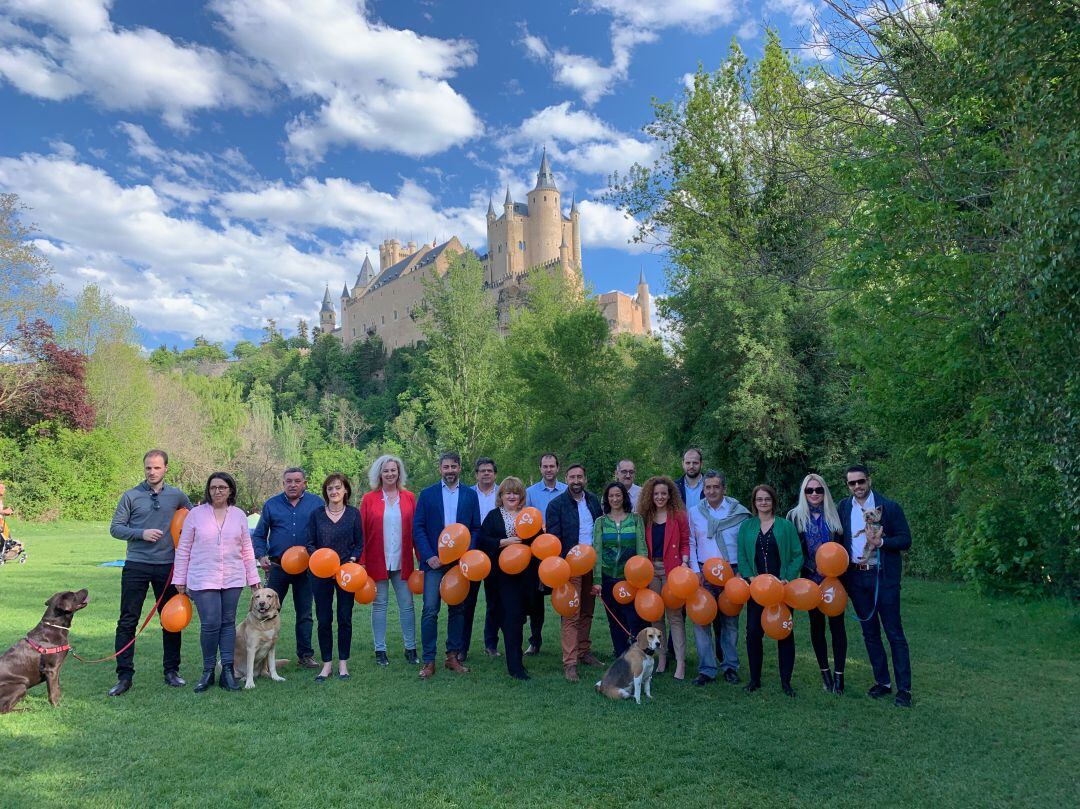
<box><xmin>479</xmin><ymin>509</ymin><xmax>539</xmax><ymax>588</ymax></box>
<box><xmin>838</xmin><ymin>491</ymin><xmax>911</xmax><ymax>586</ymax></box>
<box><xmin>544</xmin><ymin>490</ymin><xmax>602</xmax><ymax>557</ymax></box>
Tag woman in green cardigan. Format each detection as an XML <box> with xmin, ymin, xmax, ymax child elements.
<box><xmin>589</xmin><ymin>481</ymin><xmax>647</xmax><ymax>658</ymax></box>
<box><xmin>737</xmin><ymin>483</ymin><xmax>804</xmax><ymax>696</ymax></box>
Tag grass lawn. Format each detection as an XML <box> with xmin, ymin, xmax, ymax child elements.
<box><xmin>0</xmin><ymin>522</ymin><xmax>1076</xmax><ymax>808</ymax></box>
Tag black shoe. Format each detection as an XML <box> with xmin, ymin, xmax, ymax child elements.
<box><xmin>867</xmin><ymin>683</ymin><xmax>893</xmax><ymax>699</ymax></box>
<box><xmin>107</xmin><ymin>678</ymin><xmax>132</xmax><ymax>697</ymax></box>
<box><xmin>723</xmin><ymin>669</ymin><xmax>741</xmax><ymax>685</ymax></box>
<box><xmin>782</xmin><ymin>683</ymin><xmax>796</xmax><ymax>698</ymax></box>
<box><xmin>895</xmin><ymin>690</ymin><xmax>912</xmax><ymax>708</ymax></box>
<box><xmin>163</xmin><ymin>670</ymin><xmax>186</xmax><ymax>688</ymax></box>
<box><xmin>692</xmin><ymin>674</ymin><xmax>715</xmax><ymax>686</ymax></box>
<box><xmin>743</xmin><ymin>680</ymin><xmax>761</xmax><ymax>694</ymax></box>
<box><xmin>218</xmin><ymin>666</ymin><xmax>241</xmax><ymax>691</ymax></box>
<box><xmin>485</xmin><ymin>647</ymin><xmax>502</xmax><ymax>657</ymax></box>
<box><xmin>298</xmin><ymin>655</ymin><xmax>320</xmax><ymax>669</ymax></box>
<box><xmin>820</xmin><ymin>668</ymin><xmax>835</xmax><ymax>693</ymax></box>
<box><xmin>375</xmin><ymin>651</ymin><xmax>389</xmax><ymax>666</ymax></box>
<box><xmin>404</xmin><ymin>648</ymin><xmax>419</xmax><ymax>665</ymax></box>
<box><xmin>193</xmin><ymin>670</ymin><xmax>215</xmax><ymax>693</ymax></box>
<box><xmin>833</xmin><ymin>672</ymin><xmax>845</xmax><ymax>695</ymax></box>
<box><xmin>523</xmin><ymin>644</ymin><xmax>540</xmax><ymax>657</ymax></box>
<box><xmin>510</xmin><ymin>670</ymin><xmax>530</xmax><ymax>681</ymax></box>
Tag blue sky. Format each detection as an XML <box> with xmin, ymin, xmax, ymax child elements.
<box><xmin>0</xmin><ymin>0</ymin><xmax>822</xmax><ymax>348</ymax></box>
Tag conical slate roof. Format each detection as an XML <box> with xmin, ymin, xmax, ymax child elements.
<box><xmin>535</xmin><ymin>147</ymin><xmax>557</xmax><ymax>190</ymax></box>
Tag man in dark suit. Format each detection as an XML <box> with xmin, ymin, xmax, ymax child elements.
<box><xmin>545</xmin><ymin>464</ymin><xmax>603</xmax><ymax>683</ymax></box>
<box><xmin>412</xmin><ymin>452</ymin><xmax>482</xmax><ymax>679</ymax></box>
<box><xmin>838</xmin><ymin>464</ymin><xmax>913</xmax><ymax>707</ymax></box>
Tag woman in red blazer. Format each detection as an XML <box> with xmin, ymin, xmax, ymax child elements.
<box><xmin>637</xmin><ymin>475</ymin><xmax>691</xmax><ymax>680</ymax></box>
<box><xmin>360</xmin><ymin>455</ymin><xmax>418</xmax><ymax>666</ymax></box>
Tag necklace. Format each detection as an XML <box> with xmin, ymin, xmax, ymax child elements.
<box><xmin>327</xmin><ymin>504</ymin><xmax>345</xmax><ymax>515</ymax></box>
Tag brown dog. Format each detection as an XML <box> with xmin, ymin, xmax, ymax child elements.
<box><xmin>0</xmin><ymin>589</ymin><xmax>89</xmax><ymax>713</ymax></box>
<box><xmin>232</xmin><ymin>587</ymin><xmax>287</xmax><ymax>689</ymax></box>
<box><xmin>595</xmin><ymin>627</ymin><xmax>663</xmax><ymax>704</ymax></box>
<box><xmin>854</xmin><ymin>506</ymin><xmax>884</xmax><ymax>562</ymax></box>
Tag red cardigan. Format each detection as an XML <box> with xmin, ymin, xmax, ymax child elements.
<box><xmin>359</xmin><ymin>489</ymin><xmax>417</xmax><ymax>581</ymax></box>
<box><xmin>645</xmin><ymin>510</ymin><xmax>691</xmax><ymax>574</ymax></box>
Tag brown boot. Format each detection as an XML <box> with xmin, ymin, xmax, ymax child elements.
<box><xmin>418</xmin><ymin>661</ymin><xmax>436</xmax><ymax>679</ymax></box>
<box><xmin>564</xmin><ymin>664</ymin><xmax>579</xmax><ymax>683</ymax></box>
<box><xmin>579</xmin><ymin>652</ymin><xmax>604</xmax><ymax>667</ymax></box>
<box><xmin>445</xmin><ymin>652</ymin><xmax>470</xmax><ymax>674</ymax></box>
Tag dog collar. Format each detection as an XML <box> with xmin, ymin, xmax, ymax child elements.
<box><xmin>26</xmin><ymin>637</ymin><xmax>71</xmax><ymax>655</ymax></box>
<box><xmin>42</xmin><ymin>621</ymin><xmax>71</xmax><ymax>632</ymax></box>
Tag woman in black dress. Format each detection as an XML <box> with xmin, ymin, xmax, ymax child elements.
<box><xmin>479</xmin><ymin>476</ymin><xmax>538</xmax><ymax>681</ymax></box>
<box><xmin>306</xmin><ymin>473</ymin><xmax>363</xmax><ymax>682</ymax></box>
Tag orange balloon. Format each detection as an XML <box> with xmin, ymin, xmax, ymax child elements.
<box><xmin>717</xmin><ymin>590</ymin><xmax>743</xmax><ymax>617</ymax></box>
<box><xmin>353</xmin><ymin>576</ymin><xmax>376</xmax><ymax>605</ymax></box>
<box><xmin>498</xmin><ymin>543</ymin><xmax>533</xmax><ymax>575</ymax></box>
<box><xmin>280</xmin><ymin>546</ymin><xmax>310</xmax><ymax>575</ymax></box>
<box><xmin>565</xmin><ymin>544</ymin><xmax>597</xmax><ymax>577</ymax></box>
<box><xmin>459</xmin><ymin>549</ymin><xmax>492</xmax><ymax>582</ymax></box>
<box><xmin>514</xmin><ymin>507</ymin><xmax>544</xmax><ymax>539</ymax></box>
<box><xmin>784</xmin><ymin>577</ymin><xmax>822</xmax><ymax>611</ymax></box>
<box><xmin>437</xmin><ymin>523</ymin><xmax>471</xmax><ymax>565</ymax></box>
<box><xmin>668</xmin><ymin>565</ymin><xmax>698</xmax><ymax>599</ymax></box>
<box><xmin>634</xmin><ymin>588</ymin><xmax>665</xmax><ymax>622</ymax></box>
<box><xmin>661</xmin><ymin>580</ymin><xmax>686</xmax><ymax>610</ymax></box>
<box><xmin>703</xmin><ymin>557</ymin><xmax>734</xmax><ymax>587</ymax></box>
<box><xmin>624</xmin><ymin>555</ymin><xmax>654</xmax><ymax>589</ymax></box>
<box><xmin>551</xmin><ymin>583</ymin><xmax>580</xmax><ymax>617</ymax></box>
<box><xmin>439</xmin><ymin>565</ymin><xmax>470</xmax><ymax>605</ymax></box>
<box><xmin>612</xmin><ymin>580</ymin><xmax>637</xmax><ymax>605</ymax></box>
<box><xmin>761</xmin><ymin>603</ymin><xmax>794</xmax><ymax>640</ymax></box>
<box><xmin>336</xmin><ymin>562</ymin><xmax>368</xmax><ymax>593</ymax></box>
<box><xmin>749</xmin><ymin>573</ymin><xmax>784</xmax><ymax>607</ymax></box>
<box><xmin>724</xmin><ymin>576</ymin><xmax>751</xmax><ymax>604</ymax></box>
<box><xmin>309</xmin><ymin>548</ymin><xmax>341</xmax><ymax>579</ymax></box>
<box><xmin>160</xmin><ymin>593</ymin><xmax>192</xmax><ymax>632</ymax></box>
<box><xmin>170</xmin><ymin>507</ymin><xmax>189</xmax><ymax>548</ymax></box>
<box><xmin>686</xmin><ymin>587</ymin><xmax>719</xmax><ymax>625</ymax></box>
<box><xmin>530</xmin><ymin>533</ymin><xmax>561</xmax><ymax>560</ymax></box>
<box><xmin>407</xmin><ymin>569</ymin><xmax>424</xmax><ymax>595</ymax></box>
<box><xmin>818</xmin><ymin>577</ymin><xmax>848</xmax><ymax>617</ymax></box>
<box><xmin>538</xmin><ymin>556</ymin><xmax>571</xmax><ymax>588</ymax></box>
<box><xmin>816</xmin><ymin>543</ymin><xmax>850</xmax><ymax>578</ymax></box>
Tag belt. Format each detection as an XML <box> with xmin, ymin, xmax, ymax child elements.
<box><xmin>852</xmin><ymin>562</ymin><xmax>878</xmax><ymax>571</ymax></box>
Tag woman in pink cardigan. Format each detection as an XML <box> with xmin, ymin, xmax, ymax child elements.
<box><xmin>173</xmin><ymin>472</ymin><xmax>261</xmax><ymax>693</ymax></box>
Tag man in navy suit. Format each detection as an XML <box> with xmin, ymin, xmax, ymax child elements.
<box><xmin>412</xmin><ymin>452</ymin><xmax>482</xmax><ymax>679</ymax></box>
<box><xmin>838</xmin><ymin>464</ymin><xmax>913</xmax><ymax>707</ymax></box>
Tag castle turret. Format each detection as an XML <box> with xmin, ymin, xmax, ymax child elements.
<box><xmin>637</xmin><ymin>267</ymin><xmax>651</xmax><ymax>335</ymax></box>
<box><xmin>525</xmin><ymin>148</ymin><xmax>561</xmax><ymax>272</ymax></box>
<box><xmin>354</xmin><ymin>254</ymin><xmax>376</xmax><ymax>291</ymax></box>
<box><xmin>319</xmin><ymin>285</ymin><xmax>336</xmax><ymax>333</ymax></box>
<box><xmin>570</xmin><ymin>194</ymin><xmax>581</xmax><ymax>269</ymax></box>
<box><xmin>487</xmin><ymin>196</ymin><xmax>496</xmax><ymax>224</ymax></box>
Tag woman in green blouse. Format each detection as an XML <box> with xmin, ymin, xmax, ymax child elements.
<box><xmin>590</xmin><ymin>481</ymin><xmax>647</xmax><ymax>657</ymax></box>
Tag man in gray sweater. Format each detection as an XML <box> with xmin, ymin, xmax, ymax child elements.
<box><xmin>107</xmin><ymin>449</ymin><xmax>193</xmax><ymax>696</ymax></box>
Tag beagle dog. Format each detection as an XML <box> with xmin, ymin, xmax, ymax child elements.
<box><xmin>595</xmin><ymin>627</ymin><xmax>663</xmax><ymax>704</ymax></box>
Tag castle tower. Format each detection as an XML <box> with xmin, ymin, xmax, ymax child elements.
<box><xmin>319</xmin><ymin>285</ymin><xmax>336</xmax><ymax>333</ymax></box>
<box><xmin>637</xmin><ymin>267</ymin><xmax>651</xmax><ymax>335</ymax></box>
<box><xmin>379</xmin><ymin>239</ymin><xmax>406</xmax><ymax>271</ymax></box>
<box><xmin>570</xmin><ymin>194</ymin><xmax>581</xmax><ymax>269</ymax></box>
<box><xmin>354</xmin><ymin>254</ymin><xmax>376</xmax><ymax>292</ymax></box>
<box><xmin>524</xmin><ymin>148</ymin><xmax>561</xmax><ymax>272</ymax></box>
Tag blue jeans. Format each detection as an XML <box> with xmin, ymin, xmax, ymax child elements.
<box><xmin>421</xmin><ymin>564</ymin><xmax>466</xmax><ymax>663</ymax></box>
<box><xmin>692</xmin><ymin>581</ymin><xmax>740</xmax><ymax>677</ymax></box>
<box><xmin>190</xmin><ymin>587</ymin><xmax>242</xmax><ymax>670</ymax></box>
<box><xmin>372</xmin><ymin>570</ymin><xmax>416</xmax><ymax>652</ymax></box>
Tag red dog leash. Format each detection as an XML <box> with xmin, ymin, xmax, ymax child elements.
<box><xmin>71</xmin><ymin>564</ymin><xmax>175</xmax><ymax>663</ymax></box>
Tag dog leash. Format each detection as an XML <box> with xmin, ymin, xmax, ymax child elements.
<box><xmin>70</xmin><ymin>564</ymin><xmax>176</xmax><ymax>663</ymax></box>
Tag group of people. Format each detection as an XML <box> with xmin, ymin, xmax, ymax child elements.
<box><xmin>106</xmin><ymin>447</ymin><xmax>914</xmax><ymax>707</ymax></box>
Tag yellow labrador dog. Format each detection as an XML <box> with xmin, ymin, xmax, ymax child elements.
<box><xmin>232</xmin><ymin>587</ymin><xmax>287</xmax><ymax>689</ymax></box>
<box><xmin>596</xmin><ymin>627</ymin><xmax>663</xmax><ymax>704</ymax></box>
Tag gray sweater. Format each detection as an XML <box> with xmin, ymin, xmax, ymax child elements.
<box><xmin>110</xmin><ymin>482</ymin><xmax>193</xmax><ymax>564</ymax></box>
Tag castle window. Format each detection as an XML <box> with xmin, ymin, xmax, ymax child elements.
<box><xmin>351</xmin><ymin>328</ymin><xmax>356</xmax><ymax>337</ymax></box>
<box><xmin>393</xmin><ymin>310</ymin><xmax>398</xmax><ymax>320</ymax></box>
<box><xmin>518</xmin><ymin>241</ymin><xmax>524</xmax><ymax>250</ymax></box>
<box><xmin>381</xmin><ymin>315</ymin><xmax>385</xmax><ymax>325</ymax></box>
<box><xmin>544</xmin><ymin>196</ymin><xmax>547</xmax><ymax>202</ymax></box>
<box><xmin>498</xmin><ymin>244</ymin><xmax>502</xmax><ymax>253</ymax></box>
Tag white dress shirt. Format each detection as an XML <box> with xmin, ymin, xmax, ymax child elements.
<box><xmin>473</xmin><ymin>484</ymin><xmax>498</xmax><ymax>522</ymax></box>
<box><xmin>382</xmin><ymin>492</ymin><xmax>402</xmax><ymax>572</ymax></box>
<box><xmin>850</xmin><ymin>491</ymin><xmax>877</xmax><ymax>562</ymax></box>
<box><xmin>576</xmin><ymin>495</ymin><xmax>594</xmax><ymax>546</ymax></box>
<box><xmin>688</xmin><ymin>499</ymin><xmax>741</xmax><ymax>570</ymax></box>
<box><xmin>626</xmin><ymin>484</ymin><xmax>641</xmax><ymax>511</ymax></box>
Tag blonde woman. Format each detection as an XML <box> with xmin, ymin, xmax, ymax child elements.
<box><xmin>788</xmin><ymin>473</ymin><xmax>846</xmax><ymax>694</ymax></box>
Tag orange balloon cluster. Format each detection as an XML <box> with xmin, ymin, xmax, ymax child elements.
<box><xmin>160</xmin><ymin>593</ymin><xmax>192</xmax><ymax>632</ymax></box>
<box><xmin>551</xmin><ymin>583</ymin><xmax>580</xmax><ymax>617</ymax></box>
<box><xmin>818</xmin><ymin>577</ymin><xmax>848</xmax><ymax>616</ymax></box>
<box><xmin>437</xmin><ymin>523</ymin><xmax>470</xmax><ymax>565</ymax></box>
<box><xmin>661</xmin><ymin>580</ymin><xmax>685</xmax><ymax>610</ymax></box>
<box><xmin>686</xmin><ymin>587</ymin><xmax>718</xmax><ymax>625</ymax></box>
<box><xmin>565</xmin><ymin>544</ymin><xmax>596</xmax><ymax>577</ymax></box>
<box><xmin>169</xmin><ymin>508</ymin><xmax>189</xmax><ymax>548</ymax></box>
<box><xmin>717</xmin><ymin>590</ymin><xmax>743</xmax><ymax>617</ymax></box>
<box><xmin>514</xmin><ymin>507</ymin><xmax>544</xmax><ymax>539</ymax></box>
<box><xmin>498</xmin><ymin>543</ymin><xmax>532</xmax><ymax>574</ymax></box>
<box><xmin>703</xmin><ymin>557</ymin><xmax>734</xmax><ymax>587</ymax></box>
<box><xmin>761</xmin><ymin>603</ymin><xmax>794</xmax><ymax>640</ymax></box>
<box><xmin>784</xmin><ymin>577</ymin><xmax>821</xmax><ymax>611</ymax></box>
<box><xmin>624</xmin><ymin>555</ymin><xmax>653</xmax><ymax>589</ymax></box>
<box><xmin>336</xmin><ymin>562</ymin><xmax>368</xmax><ymax>593</ymax></box>
<box><xmin>634</xmin><ymin>588</ymin><xmax>665</xmax><ymax>622</ymax></box>
<box><xmin>530</xmin><ymin>534</ymin><xmax>561</xmax><ymax>560</ymax></box>
<box><xmin>539</xmin><ymin>556</ymin><xmax>571</xmax><ymax>588</ymax></box>
<box><xmin>668</xmin><ymin>566</ymin><xmax>697</xmax><ymax>599</ymax></box>
<box><xmin>816</xmin><ymin>543</ymin><xmax>849</xmax><ymax>578</ymax></box>
<box><xmin>407</xmin><ymin>570</ymin><xmax>424</xmax><ymax>594</ymax></box>
<box><xmin>439</xmin><ymin>565</ymin><xmax>470</xmax><ymax>605</ymax></box>
<box><xmin>459</xmin><ymin>549</ymin><xmax>492</xmax><ymax>582</ymax></box>
<box><xmin>724</xmin><ymin>577</ymin><xmax>751</xmax><ymax>605</ymax></box>
<box><xmin>612</xmin><ymin>580</ymin><xmax>636</xmax><ymax>605</ymax></box>
<box><xmin>280</xmin><ymin>546</ymin><xmax>309</xmax><ymax>575</ymax></box>
<box><xmin>309</xmin><ymin>548</ymin><xmax>341</xmax><ymax>579</ymax></box>
<box><xmin>353</xmin><ymin>577</ymin><xmax>376</xmax><ymax>605</ymax></box>
<box><xmin>749</xmin><ymin>574</ymin><xmax>784</xmax><ymax>607</ymax></box>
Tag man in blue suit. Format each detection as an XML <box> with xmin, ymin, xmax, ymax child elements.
<box><xmin>412</xmin><ymin>452</ymin><xmax>482</xmax><ymax>679</ymax></box>
<box><xmin>838</xmin><ymin>464</ymin><xmax>914</xmax><ymax>707</ymax></box>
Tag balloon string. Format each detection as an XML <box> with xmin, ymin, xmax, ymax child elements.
<box><xmin>71</xmin><ymin>564</ymin><xmax>176</xmax><ymax>663</ymax></box>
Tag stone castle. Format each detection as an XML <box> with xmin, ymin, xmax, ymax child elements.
<box><xmin>318</xmin><ymin>152</ymin><xmax>651</xmax><ymax>351</ymax></box>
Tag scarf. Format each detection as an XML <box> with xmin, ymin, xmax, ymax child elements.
<box><xmin>697</xmin><ymin>497</ymin><xmax>750</xmax><ymax>559</ymax></box>
<box><xmin>804</xmin><ymin>507</ymin><xmax>831</xmax><ymax>577</ymax></box>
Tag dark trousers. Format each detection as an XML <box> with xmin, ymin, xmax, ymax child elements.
<box><xmin>746</xmin><ymin>600</ymin><xmax>795</xmax><ymax>686</ymax></box>
<box><xmin>482</xmin><ymin>576</ymin><xmax>502</xmax><ymax>651</ymax></box>
<box><xmin>267</xmin><ymin>563</ymin><xmax>314</xmax><ymax>659</ymax></box>
<box><xmin>460</xmin><ymin>580</ymin><xmax>481</xmax><ymax>658</ymax></box>
<box><xmin>600</xmin><ymin>574</ymin><xmax>643</xmax><ymax>658</ymax></box>
<box><xmin>527</xmin><ymin>586</ymin><xmax>545</xmax><ymax>648</ymax></box>
<box><xmin>808</xmin><ymin>606</ymin><xmax>847</xmax><ymax>673</ymax></box>
<box><xmin>115</xmin><ymin>561</ymin><xmax>181</xmax><ymax>679</ymax></box>
<box><xmin>849</xmin><ymin>569</ymin><xmax>911</xmax><ymax>692</ymax></box>
<box><xmin>312</xmin><ymin>576</ymin><xmax>354</xmax><ymax>662</ymax></box>
<box><xmin>496</xmin><ymin>572</ymin><xmax>531</xmax><ymax>676</ymax></box>
<box><xmin>190</xmin><ymin>587</ymin><xmax>242</xmax><ymax>669</ymax></box>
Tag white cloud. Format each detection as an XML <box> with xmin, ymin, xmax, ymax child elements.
<box><xmin>211</xmin><ymin>0</ymin><xmax>482</xmax><ymax>162</ymax></box>
<box><xmin>583</xmin><ymin>0</ymin><xmax>738</xmax><ymax>29</ymax></box>
<box><xmin>577</xmin><ymin>200</ymin><xmax>647</xmax><ymax>254</ymax></box>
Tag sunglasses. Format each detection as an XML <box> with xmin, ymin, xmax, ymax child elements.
<box><xmin>804</xmin><ymin>486</ymin><xmax>825</xmax><ymax>495</ymax></box>
<box><xmin>150</xmin><ymin>492</ymin><xmax>160</xmax><ymax>511</ymax></box>
<box><xmin>847</xmin><ymin>478</ymin><xmax>868</xmax><ymax>487</ymax></box>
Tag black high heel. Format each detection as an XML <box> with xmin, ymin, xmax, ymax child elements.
<box><xmin>218</xmin><ymin>665</ymin><xmax>241</xmax><ymax>691</ymax></box>
<box><xmin>193</xmin><ymin>669</ymin><xmax>215</xmax><ymax>693</ymax></box>
<box><xmin>833</xmin><ymin>671</ymin><xmax>845</xmax><ymax>695</ymax></box>
<box><xmin>820</xmin><ymin>668</ymin><xmax>835</xmax><ymax>692</ymax></box>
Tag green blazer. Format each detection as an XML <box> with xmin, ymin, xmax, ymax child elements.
<box><xmin>737</xmin><ymin>516</ymin><xmax>804</xmax><ymax>581</ymax></box>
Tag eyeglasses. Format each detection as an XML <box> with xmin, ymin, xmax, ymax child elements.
<box><xmin>847</xmin><ymin>478</ymin><xmax>867</xmax><ymax>487</ymax></box>
<box><xmin>804</xmin><ymin>486</ymin><xmax>825</xmax><ymax>495</ymax></box>
<box><xmin>209</xmin><ymin>485</ymin><xmax>230</xmax><ymax>492</ymax></box>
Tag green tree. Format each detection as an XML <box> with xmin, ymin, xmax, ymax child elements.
<box><xmin>58</xmin><ymin>283</ymin><xmax>137</xmax><ymax>355</ymax></box>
